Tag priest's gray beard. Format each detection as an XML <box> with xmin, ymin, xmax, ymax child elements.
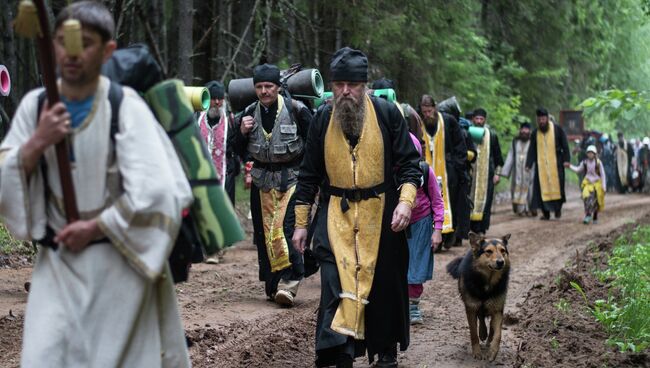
<box><xmin>208</xmin><ymin>106</ymin><xmax>221</xmax><ymax>120</ymax></box>
<box><xmin>333</xmin><ymin>94</ymin><xmax>365</xmax><ymax>140</ymax></box>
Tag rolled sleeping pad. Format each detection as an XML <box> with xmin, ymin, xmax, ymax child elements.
<box><xmin>469</xmin><ymin>126</ymin><xmax>486</xmax><ymax>144</ymax></box>
<box><xmin>285</xmin><ymin>68</ymin><xmax>324</xmax><ymax>99</ymax></box>
<box><xmin>184</xmin><ymin>86</ymin><xmax>211</xmax><ymax>111</ymax></box>
<box><xmin>314</xmin><ymin>91</ymin><xmax>333</xmax><ymax>108</ymax></box>
<box><xmin>0</xmin><ymin>65</ymin><xmax>10</xmax><ymax>96</ymax></box>
<box><xmin>372</xmin><ymin>88</ymin><xmax>396</xmax><ymax>102</ymax></box>
<box><xmin>144</xmin><ymin>79</ymin><xmax>245</xmax><ymax>254</ymax></box>
<box><xmin>228</xmin><ymin>77</ymin><xmax>257</xmax><ymax>113</ymax></box>
<box><xmin>228</xmin><ymin>68</ymin><xmax>324</xmax><ymax>112</ymax></box>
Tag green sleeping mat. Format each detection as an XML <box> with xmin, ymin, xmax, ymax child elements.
<box><xmin>145</xmin><ymin>79</ymin><xmax>244</xmax><ymax>254</ymax></box>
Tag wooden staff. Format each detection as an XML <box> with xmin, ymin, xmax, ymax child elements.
<box><xmin>14</xmin><ymin>0</ymin><xmax>80</xmax><ymax>223</ymax></box>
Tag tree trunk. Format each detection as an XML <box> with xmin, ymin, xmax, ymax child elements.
<box><xmin>177</xmin><ymin>0</ymin><xmax>194</xmax><ymax>84</ymax></box>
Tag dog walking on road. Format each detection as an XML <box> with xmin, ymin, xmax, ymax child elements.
<box><xmin>447</xmin><ymin>232</ymin><xmax>511</xmax><ymax>361</ymax></box>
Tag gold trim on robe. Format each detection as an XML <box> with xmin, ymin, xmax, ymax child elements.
<box><xmin>616</xmin><ymin>141</ymin><xmax>629</xmax><ymax>187</ymax></box>
<box><xmin>470</xmin><ymin>128</ymin><xmax>491</xmax><ymax>221</ymax></box>
<box><xmin>260</xmin><ymin>185</ymin><xmax>295</xmax><ymax>272</ymax></box>
<box><xmin>537</xmin><ymin>123</ymin><xmax>562</xmax><ymax>202</ymax></box>
<box><xmin>422</xmin><ymin>112</ymin><xmax>454</xmax><ymax>234</ymax></box>
<box><xmin>325</xmin><ymin>95</ymin><xmax>384</xmax><ymax>340</ymax></box>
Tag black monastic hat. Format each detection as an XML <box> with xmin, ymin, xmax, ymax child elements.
<box><xmin>253</xmin><ymin>64</ymin><xmax>281</xmax><ymax>86</ymax></box>
<box><xmin>536</xmin><ymin>107</ymin><xmax>549</xmax><ymax>117</ymax></box>
<box><xmin>330</xmin><ymin>47</ymin><xmax>368</xmax><ymax>82</ymax></box>
<box><xmin>205</xmin><ymin>80</ymin><xmax>225</xmax><ymax>99</ymax></box>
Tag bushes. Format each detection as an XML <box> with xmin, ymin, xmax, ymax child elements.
<box><xmin>0</xmin><ymin>224</ymin><xmax>32</xmax><ymax>256</ymax></box>
<box><xmin>573</xmin><ymin>226</ymin><xmax>650</xmax><ymax>352</ymax></box>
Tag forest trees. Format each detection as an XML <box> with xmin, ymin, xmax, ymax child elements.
<box><xmin>1</xmin><ymin>0</ymin><xmax>649</xmax><ymax>138</ymax></box>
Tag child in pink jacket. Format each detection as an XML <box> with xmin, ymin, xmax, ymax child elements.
<box><xmin>408</xmin><ymin>133</ymin><xmax>444</xmax><ymax>325</ymax></box>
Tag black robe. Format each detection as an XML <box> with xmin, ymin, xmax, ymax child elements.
<box><xmin>234</xmin><ymin>97</ymin><xmax>313</xmax><ymax>297</ymax></box>
<box><xmin>526</xmin><ymin>123</ymin><xmax>571</xmax><ymax>214</ymax></box>
<box><xmin>456</xmin><ymin>128</ymin><xmax>477</xmax><ymax>241</ymax></box>
<box><xmin>470</xmin><ymin>127</ymin><xmax>503</xmax><ymax>234</ymax></box>
<box><xmin>423</xmin><ymin>112</ymin><xmax>468</xmax><ymax>243</ymax></box>
<box><xmin>294</xmin><ymin>96</ymin><xmax>421</xmax><ymax>365</ymax></box>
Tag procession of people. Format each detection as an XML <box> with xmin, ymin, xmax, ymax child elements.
<box><xmin>2</xmin><ymin>1</ymin><xmax>650</xmax><ymax>368</ymax></box>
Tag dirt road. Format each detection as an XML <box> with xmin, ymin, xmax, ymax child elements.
<box><xmin>1</xmin><ymin>190</ymin><xmax>649</xmax><ymax>367</ymax></box>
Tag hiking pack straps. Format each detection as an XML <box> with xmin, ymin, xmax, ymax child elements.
<box><xmin>420</xmin><ymin>160</ymin><xmax>432</xmax><ymax>204</ymax></box>
<box><xmin>37</xmin><ymin>80</ymin><xmax>123</xmax><ymax>143</ymax></box>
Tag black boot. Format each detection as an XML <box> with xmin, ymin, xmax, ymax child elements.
<box><xmin>443</xmin><ymin>233</ymin><xmax>455</xmax><ymax>249</ymax></box>
<box><xmin>335</xmin><ymin>353</ymin><xmax>353</xmax><ymax>368</ymax></box>
<box><xmin>554</xmin><ymin>209</ymin><xmax>562</xmax><ymax>219</ymax></box>
<box><xmin>376</xmin><ymin>345</ymin><xmax>398</xmax><ymax>367</ymax></box>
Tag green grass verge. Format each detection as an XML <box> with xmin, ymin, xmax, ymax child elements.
<box><xmin>234</xmin><ymin>173</ymin><xmax>250</xmax><ymax>206</ymax></box>
<box><xmin>573</xmin><ymin>225</ymin><xmax>650</xmax><ymax>352</ymax></box>
<box><xmin>0</xmin><ymin>224</ymin><xmax>34</xmax><ymax>256</ymax></box>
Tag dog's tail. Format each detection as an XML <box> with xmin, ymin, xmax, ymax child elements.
<box><xmin>446</xmin><ymin>257</ymin><xmax>463</xmax><ymax>279</ymax></box>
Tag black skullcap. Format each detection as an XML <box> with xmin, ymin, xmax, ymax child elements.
<box><xmin>474</xmin><ymin>108</ymin><xmax>487</xmax><ymax>118</ymax></box>
<box><xmin>253</xmin><ymin>64</ymin><xmax>281</xmax><ymax>86</ymax></box>
<box><xmin>372</xmin><ymin>77</ymin><xmax>394</xmax><ymax>90</ymax></box>
<box><xmin>330</xmin><ymin>47</ymin><xmax>368</xmax><ymax>82</ymax></box>
<box><xmin>465</xmin><ymin>111</ymin><xmax>475</xmax><ymax>120</ymax></box>
<box><xmin>520</xmin><ymin>122</ymin><xmax>532</xmax><ymax>129</ymax></box>
<box><xmin>205</xmin><ymin>80</ymin><xmax>225</xmax><ymax>99</ymax></box>
<box><xmin>536</xmin><ymin>107</ymin><xmax>549</xmax><ymax>117</ymax></box>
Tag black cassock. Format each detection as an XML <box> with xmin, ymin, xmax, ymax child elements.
<box><xmin>470</xmin><ymin>127</ymin><xmax>504</xmax><ymax>234</ymax></box>
<box><xmin>457</xmin><ymin>127</ymin><xmax>477</xmax><ymax>241</ymax></box>
<box><xmin>526</xmin><ymin>123</ymin><xmax>571</xmax><ymax>214</ymax></box>
<box><xmin>294</xmin><ymin>97</ymin><xmax>421</xmax><ymax>366</ymax></box>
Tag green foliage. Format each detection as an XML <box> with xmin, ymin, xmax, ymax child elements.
<box><xmin>572</xmin><ymin>226</ymin><xmax>650</xmax><ymax>353</ymax></box>
<box><xmin>550</xmin><ymin>336</ymin><xmax>560</xmax><ymax>350</ymax></box>
<box><xmin>480</xmin><ymin>0</ymin><xmax>650</xmax><ymax>124</ymax></box>
<box><xmin>554</xmin><ymin>298</ymin><xmax>572</xmax><ymax>314</ymax></box>
<box><xmin>580</xmin><ymin>89</ymin><xmax>650</xmax><ymax>136</ymax></box>
<box><xmin>0</xmin><ymin>224</ymin><xmax>32</xmax><ymax>256</ymax></box>
<box><xmin>300</xmin><ymin>0</ymin><xmax>650</xmax><ymax>148</ymax></box>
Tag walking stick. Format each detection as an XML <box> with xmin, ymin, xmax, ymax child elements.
<box><xmin>14</xmin><ymin>0</ymin><xmax>80</xmax><ymax>223</ymax></box>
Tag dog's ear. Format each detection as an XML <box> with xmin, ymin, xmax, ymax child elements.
<box><xmin>469</xmin><ymin>232</ymin><xmax>484</xmax><ymax>254</ymax></box>
<box><xmin>502</xmin><ymin>234</ymin><xmax>511</xmax><ymax>245</ymax></box>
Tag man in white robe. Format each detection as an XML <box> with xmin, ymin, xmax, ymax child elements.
<box><xmin>0</xmin><ymin>2</ymin><xmax>192</xmax><ymax>367</ymax></box>
<box><xmin>501</xmin><ymin>122</ymin><xmax>535</xmax><ymax>216</ymax></box>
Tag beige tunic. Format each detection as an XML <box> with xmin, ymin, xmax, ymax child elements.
<box><xmin>0</xmin><ymin>77</ymin><xmax>193</xmax><ymax>367</ymax></box>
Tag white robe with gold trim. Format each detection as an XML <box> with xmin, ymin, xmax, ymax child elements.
<box><xmin>0</xmin><ymin>77</ymin><xmax>193</xmax><ymax>368</ymax></box>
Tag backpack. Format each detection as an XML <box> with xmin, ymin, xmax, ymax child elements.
<box><xmin>582</xmin><ymin>158</ymin><xmax>602</xmax><ymax>177</ymax></box>
<box><xmin>419</xmin><ymin>160</ymin><xmax>432</xmax><ymax>205</ymax></box>
<box><xmin>36</xmin><ymin>81</ymin><xmax>204</xmax><ymax>284</ymax></box>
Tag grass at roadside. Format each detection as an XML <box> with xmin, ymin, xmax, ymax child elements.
<box><xmin>573</xmin><ymin>225</ymin><xmax>650</xmax><ymax>352</ymax></box>
<box><xmin>235</xmin><ymin>173</ymin><xmax>250</xmax><ymax>206</ymax></box>
<box><xmin>0</xmin><ymin>224</ymin><xmax>34</xmax><ymax>256</ymax></box>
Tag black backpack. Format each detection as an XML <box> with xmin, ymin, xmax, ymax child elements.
<box><xmin>419</xmin><ymin>160</ymin><xmax>433</xmax><ymax>204</ymax></box>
